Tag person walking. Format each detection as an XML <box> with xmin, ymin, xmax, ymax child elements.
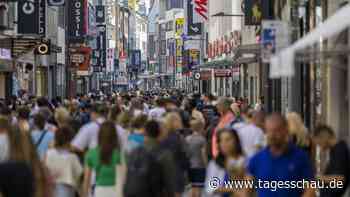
<box><xmin>247</xmin><ymin>113</ymin><xmax>315</xmax><ymax>197</ymax></box>
<box><xmin>124</xmin><ymin>120</ymin><xmax>176</xmax><ymax>197</ymax></box>
<box><xmin>186</xmin><ymin>118</ymin><xmax>207</xmax><ymax>197</ymax></box>
<box><xmin>45</xmin><ymin>126</ymin><xmax>82</xmax><ymax>197</ymax></box>
<box><xmin>204</xmin><ymin>128</ymin><xmax>247</xmax><ymax>197</ymax></box>
<box><xmin>82</xmin><ymin>121</ymin><xmax>123</xmax><ymax>197</ymax></box>
<box><xmin>212</xmin><ymin>98</ymin><xmax>235</xmax><ymax>158</ymax></box>
<box><xmin>313</xmin><ymin>125</ymin><xmax>350</xmax><ymax>197</ymax></box>
<box><xmin>31</xmin><ymin>113</ymin><xmax>55</xmax><ymax>160</ymax></box>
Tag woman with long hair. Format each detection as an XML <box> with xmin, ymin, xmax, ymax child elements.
<box><xmin>46</xmin><ymin>126</ymin><xmax>82</xmax><ymax>197</ymax></box>
<box><xmin>205</xmin><ymin>128</ymin><xmax>248</xmax><ymax>197</ymax></box>
<box><xmin>7</xmin><ymin>124</ymin><xmax>53</xmax><ymax>197</ymax></box>
<box><xmin>82</xmin><ymin>121</ymin><xmax>122</xmax><ymax>197</ymax></box>
<box><xmin>286</xmin><ymin>112</ymin><xmax>310</xmax><ymax>150</ymax></box>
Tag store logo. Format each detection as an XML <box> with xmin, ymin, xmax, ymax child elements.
<box><xmin>22</xmin><ymin>0</ymin><xmax>35</xmax><ymax>15</ymax></box>
<box><xmin>48</xmin><ymin>0</ymin><xmax>65</xmax><ymax>6</ymax></box>
<box><xmin>74</xmin><ymin>1</ymin><xmax>82</xmax><ymax>36</ymax></box>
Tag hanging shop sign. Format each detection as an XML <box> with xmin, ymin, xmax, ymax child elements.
<box><xmin>95</xmin><ymin>5</ymin><xmax>105</xmax><ymax>24</ymax></box>
<box><xmin>18</xmin><ymin>0</ymin><xmax>40</xmax><ymax>34</ymax></box>
<box><xmin>131</xmin><ymin>50</ymin><xmax>141</xmax><ymax>69</ymax></box>
<box><xmin>95</xmin><ymin>25</ymin><xmax>106</xmax><ymax>67</ymax></box>
<box><xmin>193</xmin><ymin>0</ymin><xmax>208</xmax><ymax>23</ymax></box>
<box><xmin>244</xmin><ymin>0</ymin><xmax>270</xmax><ymax>26</ymax></box>
<box><xmin>214</xmin><ymin>69</ymin><xmax>232</xmax><ymax>77</ymax></box>
<box><xmin>68</xmin><ymin>0</ymin><xmax>88</xmax><ymax>42</ymax></box>
<box><xmin>38</xmin><ymin>0</ymin><xmax>46</xmax><ymax>36</ymax></box>
<box><xmin>76</xmin><ymin>47</ymin><xmax>91</xmax><ymax>76</ymax></box>
<box><xmin>261</xmin><ymin>20</ymin><xmax>289</xmax><ymax>63</ymax></box>
<box><xmin>175</xmin><ymin>18</ymin><xmax>184</xmax><ymax>37</ymax></box>
<box><xmin>186</xmin><ymin>0</ymin><xmax>202</xmax><ymax>36</ymax></box>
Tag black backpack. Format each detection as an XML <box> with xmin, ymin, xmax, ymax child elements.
<box><xmin>124</xmin><ymin>146</ymin><xmax>163</xmax><ymax>197</ymax></box>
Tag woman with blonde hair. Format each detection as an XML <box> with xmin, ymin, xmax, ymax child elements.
<box><xmin>161</xmin><ymin>112</ymin><xmax>188</xmax><ymax>197</ymax></box>
<box><xmin>286</xmin><ymin>112</ymin><xmax>310</xmax><ymax>150</ymax></box>
<box><xmin>54</xmin><ymin>107</ymin><xmax>70</xmax><ymax>128</ymax></box>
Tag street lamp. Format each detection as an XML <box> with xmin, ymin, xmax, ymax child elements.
<box><xmin>211</xmin><ymin>12</ymin><xmax>244</xmax><ymax>17</ymax></box>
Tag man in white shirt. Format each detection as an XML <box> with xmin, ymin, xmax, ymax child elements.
<box><xmin>148</xmin><ymin>98</ymin><xmax>166</xmax><ymax>120</ymax></box>
<box><xmin>234</xmin><ymin>111</ymin><xmax>265</xmax><ymax>159</ymax></box>
<box><xmin>71</xmin><ymin>104</ymin><xmax>108</xmax><ymax>151</ymax></box>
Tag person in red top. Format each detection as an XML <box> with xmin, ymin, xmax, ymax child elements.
<box><xmin>212</xmin><ymin>98</ymin><xmax>235</xmax><ymax>158</ymax></box>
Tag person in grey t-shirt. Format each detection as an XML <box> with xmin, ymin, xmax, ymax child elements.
<box><xmin>185</xmin><ymin>118</ymin><xmax>208</xmax><ymax>197</ymax></box>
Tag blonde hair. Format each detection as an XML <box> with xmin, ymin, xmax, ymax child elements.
<box><xmin>55</xmin><ymin>107</ymin><xmax>70</xmax><ymax>126</ymax></box>
<box><xmin>163</xmin><ymin>112</ymin><xmax>183</xmax><ymax>133</ymax></box>
<box><xmin>286</xmin><ymin>112</ymin><xmax>308</xmax><ymax>146</ymax></box>
<box><xmin>190</xmin><ymin>118</ymin><xmax>205</xmax><ymax>133</ymax></box>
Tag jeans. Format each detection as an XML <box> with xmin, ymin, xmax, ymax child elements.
<box><xmin>54</xmin><ymin>184</ymin><xmax>75</xmax><ymax>197</ymax></box>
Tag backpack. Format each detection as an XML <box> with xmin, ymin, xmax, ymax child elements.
<box><xmin>124</xmin><ymin>146</ymin><xmax>163</xmax><ymax>197</ymax></box>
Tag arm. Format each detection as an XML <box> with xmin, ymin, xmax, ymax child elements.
<box><xmin>202</xmin><ymin>144</ymin><xmax>208</xmax><ymax>166</ymax></box>
<box><xmin>82</xmin><ymin>167</ymin><xmax>92</xmax><ymax>197</ymax></box>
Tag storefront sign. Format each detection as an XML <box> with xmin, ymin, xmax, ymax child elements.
<box><xmin>214</xmin><ymin>69</ymin><xmax>232</xmax><ymax>77</ymax></box>
<box><xmin>0</xmin><ymin>48</ymin><xmax>11</xmax><ymax>60</ymax></box>
<box><xmin>38</xmin><ymin>0</ymin><xmax>46</xmax><ymax>36</ymax></box>
<box><xmin>68</xmin><ymin>0</ymin><xmax>87</xmax><ymax>41</ymax></box>
<box><xmin>200</xmin><ymin>70</ymin><xmax>211</xmax><ymax>80</ymax></box>
<box><xmin>18</xmin><ymin>0</ymin><xmax>39</xmax><ymax>34</ymax></box>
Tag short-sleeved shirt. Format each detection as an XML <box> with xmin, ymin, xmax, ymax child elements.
<box><xmin>186</xmin><ymin>133</ymin><xmax>206</xmax><ymax>168</ymax></box>
<box><xmin>248</xmin><ymin>144</ymin><xmax>314</xmax><ymax>197</ymax></box>
<box><xmin>71</xmin><ymin>118</ymin><xmax>105</xmax><ymax>151</ymax></box>
<box><xmin>85</xmin><ymin>148</ymin><xmax>121</xmax><ymax>186</ymax></box>
<box><xmin>31</xmin><ymin>130</ymin><xmax>54</xmax><ymax>159</ymax></box>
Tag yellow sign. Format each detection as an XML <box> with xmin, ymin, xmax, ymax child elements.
<box><xmin>128</xmin><ymin>0</ymin><xmax>139</xmax><ymax>11</ymax></box>
<box><xmin>175</xmin><ymin>18</ymin><xmax>184</xmax><ymax>37</ymax></box>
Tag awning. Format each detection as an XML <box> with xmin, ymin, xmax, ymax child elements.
<box><xmin>271</xmin><ymin>4</ymin><xmax>350</xmax><ymax>78</ymax></box>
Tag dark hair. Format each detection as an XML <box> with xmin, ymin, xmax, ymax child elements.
<box><xmin>108</xmin><ymin>105</ymin><xmax>122</xmax><ymax>121</ymax></box>
<box><xmin>144</xmin><ymin>120</ymin><xmax>161</xmax><ymax>138</ymax></box>
<box><xmin>131</xmin><ymin>114</ymin><xmax>148</xmax><ymax>130</ymax></box>
<box><xmin>314</xmin><ymin>124</ymin><xmax>335</xmax><ymax>137</ymax></box>
<box><xmin>98</xmin><ymin>121</ymin><xmax>119</xmax><ymax>164</ymax></box>
<box><xmin>215</xmin><ymin>128</ymin><xmax>243</xmax><ymax>168</ymax></box>
<box><xmin>33</xmin><ymin>113</ymin><xmax>46</xmax><ymax>130</ymax></box>
<box><xmin>17</xmin><ymin>106</ymin><xmax>30</xmax><ymax>120</ymax></box>
<box><xmin>55</xmin><ymin>126</ymin><xmax>74</xmax><ymax>147</ymax></box>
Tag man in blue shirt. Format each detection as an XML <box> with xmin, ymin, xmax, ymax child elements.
<box><xmin>31</xmin><ymin>113</ymin><xmax>54</xmax><ymax>160</ymax></box>
<box><xmin>248</xmin><ymin>113</ymin><xmax>315</xmax><ymax>197</ymax></box>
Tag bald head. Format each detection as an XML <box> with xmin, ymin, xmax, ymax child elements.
<box><xmin>265</xmin><ymin>113</ymin><xmax>289</xmax><ymax>150</ymax></box>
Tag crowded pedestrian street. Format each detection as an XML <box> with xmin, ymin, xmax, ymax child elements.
<box><xmin>1</xmin><ymin>0</ymin><xmax>350</xmax><ymax>197</ymax></box>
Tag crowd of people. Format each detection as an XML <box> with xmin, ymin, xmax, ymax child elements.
<box><xmin>0</xmin><ymin>90</ymin><xmax>349</xmax><ymax>197</ymax></box>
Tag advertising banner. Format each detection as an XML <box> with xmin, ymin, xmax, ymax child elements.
<box><xmin>18</xmin><ymin>0</ymin><xmax>40</xmax><ymax>34</ymax></box>
<box><xmin>68</xmin><ymin>0</ymin><xmax>87</xmax><ymax>41</ymax></box>
<box><xmin>244</xmin><ymin>0</ymin><xmax>270</xmax><ymax>26</ymax></box>
<box><xmin>96</xmin><ymin>25</ymin><xmax>107</xmax><ymax>67</ymax></box>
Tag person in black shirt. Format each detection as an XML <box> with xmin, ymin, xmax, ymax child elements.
<box><xmin>313</xmin><ymin>125</ymin><xmax>350</xmax><ymax>197</ymax></box>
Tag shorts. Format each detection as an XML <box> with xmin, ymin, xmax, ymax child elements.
<box><xmin>188</xmin><ymin>168</ymin><xmax>206</xmax><ymax>188</ymax></box>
